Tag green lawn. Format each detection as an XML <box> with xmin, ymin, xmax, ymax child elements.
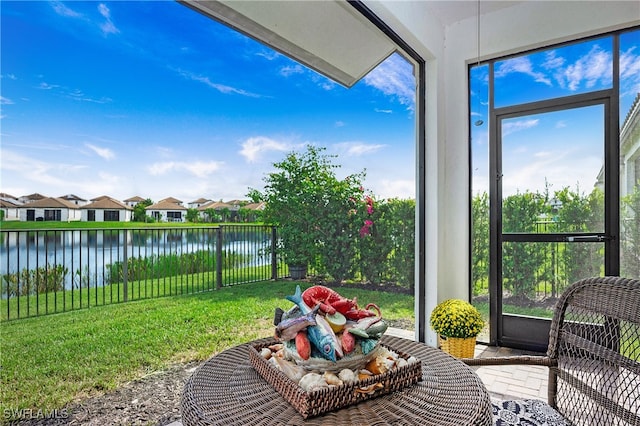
<box><xmin>1</xmin><ymin>265</ymin><xmax>276</xmax><ymax>321</ymax></box>
<box><xmin>0</xmin><ymin>281</ymin><xmax>414</xmax><ymax>416</ymax></box>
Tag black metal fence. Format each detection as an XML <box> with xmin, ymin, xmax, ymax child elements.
<box><xmin>1</xmin><ymin>225</ymin><xmax>285</xmax><ymax>320</ymax></box>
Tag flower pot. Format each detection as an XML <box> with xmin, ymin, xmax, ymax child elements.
<box><xmin>288</xmin><ymin>264</ymin><xmax>308</xmax><ymax>280</ymax></box>
<box><xmin>438</xmin><ymin>335</ymin><xmax>476</xmax><ymax>358</ymax></box>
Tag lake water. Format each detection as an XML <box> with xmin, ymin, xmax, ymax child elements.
<box><xmin>0</xmin><ymin>226</ymin><xmax>273</xmax><ymax>291</ymax></box>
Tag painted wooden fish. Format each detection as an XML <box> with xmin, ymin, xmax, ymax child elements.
<box><xmin>286</xmin><ymin>285</ymin><xmax>338</xmax><ymax>362</ymax></box>
<box><xmin>274</xmin><ymin>304</ymin><xmax>319</xmax><ymax>341</ymax></box>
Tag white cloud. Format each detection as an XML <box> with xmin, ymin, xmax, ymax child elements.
<box><xmin>98</xmin><ymin>3</ymin><xmax>120</xmax><ymax>35</ymax></box>
<box><xmin>375</xmin><ymin>178</ymin><xmax>415</xmax><ymax>200</ymax></box>
<box><xmin>502</xmin><ymin>148</ymin><xmax>601</xmax><ymax>197</ymax></box>
<box><xmin>85</xmin><ymin>143</ymin><xmax>115</xmax><ymax>160</ymax></box>
<box><xmin>374</xmin><ymin>108</ymin><xmax>392</xmax><ymax>114</ymax></box>
<box><xmin>320</xmin><ymin>81</ymin><xmax>336</xmax><ymax>91</ymax></box>
<box><xmin>280</xmin><ymin>65</ymin><xmax>304</xmax><ymax>77</ymax></box>
<box><xmin>363</xmin><ymin>53</ymin><xmax>415</xmax><ymax>107</ymax></box>
<box><xmin>154</xmin><ymin>146</ymin><xmax>174</xmax><ymax>158</ymax></box>
<box><xmin>309</xmin><ymin>74</ymin><xmax>337</xmax><ymax>91</ymax></box>
<box><xmin>334</xmin><ymin>142</ymin><xmax>386</xmax><ymax>157</ymax></box>
<box><xmin>495</xmin><ymin>57</ymin><xmax>552</xmax><ymax>86</ymax></box>
<box><xmin>38</xmin><ymin>82</ymin><xmax>59</xmax><ymax>90</ymax></box>
<box><xmin>0</xmin><ymin>150</ymin><xmax>87</xmax><ymax>189</ymax></box>
<box><xmin>51</xmin><ymin>1</ymin><xmax>82</xmax><ymax>18</ymax></box>
<box><xmin>542</xmin><ymin>50</ymin><xmax>565</xmax><ymax>70</ymax></box>
<box><xmin>147</xmin><ymin>160</ymin><xmax>223</xmax><ymax>178</ymax></box>
<box><xmin>502</xmin><ymin>119</ymin><xmax>539</xmax><ymax>136</ymax></box>
<box><xmin>563</xmin><ymin>45</ymin><xmax>611</xmax><ymax>91</ymax></box>
<box><xmin>1</xmin><ymin>96</ymin><xmax>13</xmax><ymax>105</ymax></box>
<box><xmin>620</xmin><ymin>46</ymin><xmax>640</xmax><ymax>97</ymax></box>
<box><xmin>335</xmin><ymin>121</ymin><xmax>345</xmax><ymax>128</ymax></box>
<box><xmin>176</xmin><ymin>69</ymin><xmax>261</xmax><ymax>97</ymax></box>
<box><xmin>239</xmin><ymin>136</ymin><xmax>290</xmax><ymax>163</ymax></box>
<box><xmin>256</xmin><ymin>50</ymin><xmax>280</xmax><ymax>61</ymax></box>
<box><xmin>69</xmin><ymin>89</ymin><xmax>112</xmax><ymax>104</ymax></box>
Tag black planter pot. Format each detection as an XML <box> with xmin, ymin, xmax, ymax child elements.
<box><xmin>288</xmin><ymin>264</ymin><xmax>308</xmax><ymax>280</ymax></box>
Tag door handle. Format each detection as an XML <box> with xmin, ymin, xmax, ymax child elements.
<box><xmin>565</xmin><ymin>235</ymin><xmax>611</xmax><ymax>242</ymax></box>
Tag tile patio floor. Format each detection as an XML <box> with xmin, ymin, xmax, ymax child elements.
<box><xmin>386</xmin><ymin>327</ymin><xmax>549</xmax><ymax>401</ymax></box>
<box><xmin>167</xmin><ymin>328</ymin><xmax>548</xmax><ymax>426</ymax></box>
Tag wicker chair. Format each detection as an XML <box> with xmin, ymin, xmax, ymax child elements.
<box><xmin>464</xmin><ymin>276</ymin><xmax>640</xmax><ymax>426</ymax></box>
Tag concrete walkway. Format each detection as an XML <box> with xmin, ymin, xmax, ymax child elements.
<box><xmin>166</xmin><ymin>328</ymin><xmax>548</xmax><ymax>426</ymax></box>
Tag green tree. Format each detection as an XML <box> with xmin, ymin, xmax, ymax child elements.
<box><xmin>260</xmin><ymin>146</ymin><xmax>330</xmax><ymax>267</ymax></box>
<box><xmin>203</xmin><ymin>208</ymin><xmax>219</xmax><ymax>223</ymax></box>
<box><xmin>219</xmin><ymin>207</ymin><xmax>231</xmax><ymax>222</ymax></box>
<box><xmin>357</xmin><ymin>193</ymin><xmax>394</xmax><ymax>284</ymax></box>
<box><xmin>502</xmin><ymin>191</ymin><xmax>546</xmax><ymax>299</ymax></box>
<box><xmin>385</xmin><ymin>198</ymin><xmax>415</xmax><ymax>290</ymax></box>
<box><xmin>186</xmin><ymin>208</ymin><xmax>200</xmax><ymax>223</ymax></box>
<box><xmin>132</xmin><ymin>199</ymin><xmax>153</xmax><ymax>222</ymax></box>
<box><xmin>246</xmin><ymin>188</ymin><xmax>264</xmax><ymax>203</ymax></box>
<box><xmin>260</xmin><ymin>145</ymin><xmax>365</xmax><ymax>280</ymax></box>
<box><xmin>471</xmin><ymin>192</ymin><xmax>489</xmax><ymax>295</ymax></box>
<box><xmin>312</xmin><ymin>173</ymin><xmax>365</xmax><ymax>282</ymax></box>
<box><xmin>554</xmin><ymin>186</ymin><xmax>602</xmax><ymax>288</ymax></box>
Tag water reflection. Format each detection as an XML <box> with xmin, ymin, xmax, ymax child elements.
<box><xmin>0</xmin><ymin>227</ymin><xmax>272</xmax><ymax>291</ymax></box>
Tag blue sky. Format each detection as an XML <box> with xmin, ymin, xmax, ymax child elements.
<box><xmin>471</xmin><ymin>29</ymin><xmax>640</xmax><ymax>197</ymax></box>
<box><xmin>1</xmin><ymin>1</ymin><xmax>416</xmax><ymax>204</ymax></box>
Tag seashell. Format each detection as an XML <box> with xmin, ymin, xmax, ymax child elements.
<box><xmin>365</xmin><ymin>357</ymin><xmax>385</xmax><ymax>375</ymax></box>
<box><xmin>272</xmin><ymin>354</ymin><xmax>306</xmax><ymax>383</ymax></box>
<box><xmin>338</xmin><ymin>369</ymin><xmax>357</xmax><ymax>383</ymax></box>
<box><xmin>323</xmin><ymin>371</ymin><xmax>343</xmax><ymax>386</ymax></box>
<box><xmin>299</xmin><ymin>373</ymin><xmax>329</xmax><ymax>392</ymax></box>
<box><xmin>365</xmin><ymin>355</ymin><xmax>394</xmax><ymax>375</ymax></box>
<box><xmin>378</xmin><ymin>347</ymin><xmax>399</xmax><ymax>361</ymax></box>
<box><xmin>269</xmin><ymin>344</ymin><xmax>284</xmax><ymax>352</ymax></box>
<box><xmin>260</xmin><ymin>348</ymin><xmax>272</xmax><ymax>359</ymax></box>
<box><xmin>356</xmin><ymin>382</ymin><xmax>384</xmax><ymax>395</ymax></box>
<box><xmin>382</xmin><ymin>357</ymin><xmax>396</xmax><ymax>371</ymax></box>
<box><xmin>396</xmin><ymin>357</ymin><xmax>408</xmax><ymax>368</ymax></box>
<box><xmin>269</xmin><ymin>357</ymin><xmax>280</xmax><ymax>370</ymax></box>
<box><xmin>407</xmin><ymin>356</ymin><xmax>418</xmax><ymax>364</ymax></box>
<box><xmin>358</xmin><ymin>369</ymin><xmax>373</xmax><ymax>381</ymax></box>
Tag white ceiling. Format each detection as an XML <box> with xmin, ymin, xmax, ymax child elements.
<box><xmin>182</xmin><ymin>0</ymin><xmax>398</xmax><ymax>87</ymax></box>
<box><xmin>423</xmin><ymin>1</ymin><xmax>523</xmax><ymax>26</ymax></box>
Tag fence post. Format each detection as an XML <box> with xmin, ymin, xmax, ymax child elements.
<box><xmin>216</xmin><ymin>226</ymin><xmax>223</xmax><ymax>289</ymax></box>
<box><xmin>123</xmin><ymin>229</ymin><xmax>128</xmax><ymax>302</ymax></box>
<box><xmin>271</xmin><ymin>226</ymin><xmax>278</xmax><ymax>280</ymax></box>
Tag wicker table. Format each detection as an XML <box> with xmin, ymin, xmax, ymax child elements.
<box><xmin>181</xmin><ymin>335</ymin><xmax>492</xmax><ymax>426</ymax></box>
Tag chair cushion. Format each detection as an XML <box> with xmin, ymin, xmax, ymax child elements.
<box><xmin>492</xmin><ymin>399</ymin><xmax>569</xmax><ymax>426</ymax></box>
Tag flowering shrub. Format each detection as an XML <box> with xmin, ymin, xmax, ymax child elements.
<box><xmin>256</xmin><ymin>145</ymin><xmax>416</xmax><ymax>287</ymax></box>
<box><xmin>430</xmin><ymin>299</ymin><xmax>484</xmax><ymax>338</ymax></box>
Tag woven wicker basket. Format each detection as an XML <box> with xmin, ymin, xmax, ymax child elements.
<box><xmin>437</xmin><ymin>335</ymin><xmax>476</xmax><ymax>358</ymax></box>
<box><xmin>249</xmin><ymin>339</ymin><xmax>422</xmax><ymax>419</ymax></box>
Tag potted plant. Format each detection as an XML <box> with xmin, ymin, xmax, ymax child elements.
<box><xmin>430</xmin><ymin>299</ymin><xmax>484</xmax><ymax>358</ymax></box>
<box><xmin>276</xmin><ymin>227</ymin><xmax>315</xmax><ymax>279</ymax></box>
